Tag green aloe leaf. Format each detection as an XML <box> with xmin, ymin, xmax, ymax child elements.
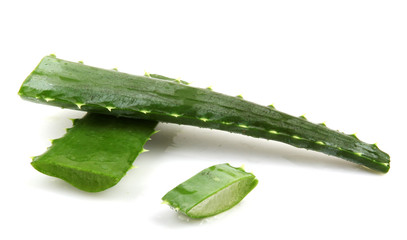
<box><xmin>31</xmin><ymin>113</ymin><xmax>157</xmax><ymax>192</ymax></box>
<box><xmin>162</xmin><ymin>163</ymin><xmax>258</xmax><ymax>218</ymax></box>
<box><xmin>18</xmin><ymin>55</ymin><xmax>390</xmax><ymax>173</ymax></box>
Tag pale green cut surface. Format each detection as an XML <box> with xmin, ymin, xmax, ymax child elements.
<box><xmin>187</xmin><ymin>177</ymin><xmax>257</xmax><ymax>218</ymax></box>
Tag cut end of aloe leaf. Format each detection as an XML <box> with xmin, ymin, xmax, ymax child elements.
<box><xmin>162</xmin><ymin>163</ymin><xmax>258</xmax><ymax>219</ymax></box>
<box><xmin>187</xmin><ymin>176</ymin><xmax>258</xmax><ymax>218</ymax></box>
<box><xmin>31</xmin><ymin>160</ymin><xmax>119</xmax><ymax>192</ymax></box>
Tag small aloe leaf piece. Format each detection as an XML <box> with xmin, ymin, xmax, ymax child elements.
<box><xmin>162</xmin><ymin>163</ymin><xmax>258</xmax><ymax>218</ymax></box>
<box><xmin>18</xmin><ymin>56</ymin><xmax>390</xmax><ymax>173</ymax></box>
<box><xmin>31</xmin><ymin>113</ymin><xmax>158</xmax><ymax>192</ymax></box>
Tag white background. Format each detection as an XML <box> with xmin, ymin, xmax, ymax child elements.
<box><xmin>1</xmin><ymin>1</ymin><xmax>406</xmax><ymax>239</ymax></box>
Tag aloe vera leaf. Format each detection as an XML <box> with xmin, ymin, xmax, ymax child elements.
<box><xmin>31</xmin><ymin>113</ymin><xmax>157</xmax><ymax>192</ymax></box>
<box><xmin>162</xmin><ymin>163</ymin><xmax>258</xmax><ymax>218</ymax></box>
<box><xmin>18</xmin><ymin>55</ymin><xmax>390</xmax><ymax>173</ymax></box>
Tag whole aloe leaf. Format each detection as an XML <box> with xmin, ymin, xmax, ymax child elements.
<box><xmin>19</xmin><ymin>55</ymin><xmax>390</xmax><ymax>173</ymax></box>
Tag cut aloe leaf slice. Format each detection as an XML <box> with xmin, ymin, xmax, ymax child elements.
<box><xmin>31</xmin><ymin>113</ymin><xmax>157</xmax><ymax>192</ymax></box>
<box><xmin>162</xmin><ymin>163</ymin><xmax>258</xmax><ymax>218</ymax></box>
